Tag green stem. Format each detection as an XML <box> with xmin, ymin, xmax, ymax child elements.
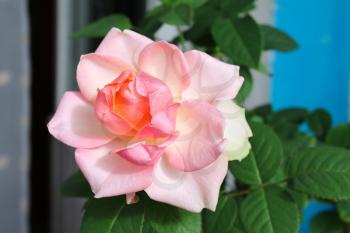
<box><xmin>225</xmin><ymin>177</ymin><xmax>291</xmax><ymax>197</ymax></box>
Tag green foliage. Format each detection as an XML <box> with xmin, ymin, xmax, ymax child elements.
<box><xmin>288</xmin><ymin>146</ymin><xmax>350</xmax><ymax>200</ymax></box>
<box><xmin>240</xmin><ymin>186</ymin><xmax>299</xmax><ymax>233</ymax></box>
<box><xmin>261</xmin><ymin>25</ymin><xmax>298</xmax><ymax>52</ymax></box>
<box><xmin>326</xmin><ymin>124</ymin><xmax>350</xmax><ymax>148</ymax></box>
<box><xmin>146</xmin><ymin>201</ymin><xmax>201</xmax><ymax>233</ymax></box>
<box><xmin>218</xmin><ymin>0</ymin><xmax>255</xmax><ymax>16</ymax></box>
<box><xmin>161</xmin><ymin>0</ymin><xmax>207</xmax><ymax>7</ymax></box>
<box><xmin>235</xmin><ymin>67</ymin><xmax>253</xmax><ymax>103</ymax></box>
<box><xmin>283</xmin><ymin>134</ymin><xmax>316</xmax><ymax>158</ymax></box>
<box><xmin>287</xmin><ymin>189</ymin><xmax>308</xmax><ymax>218</ymax></box>
<box><xmin>202</xmin><ymin>196</ymin><xmax>237</xmax><ymax>233</ymax></box>
<box><xmin>307</xmin><ymin>108</ymin><xmax>332</xmax><ymax>140</ymax></box>
<box><xmin>311</xmin><ymin>211</ymin><xmax>343</xmax><ymax>233</ymax></box>
<box><xmin>160</xmin><ymin>4</ymin><xmax>192</xmax><ymax>26</ymax></box>
<box><xmin>138</xmin><ymin>6</ymin><xmax>165</xmax><ymax>38</ymax></box>
<box><xmin>211</xmin><ymin>15</ymin><xmax>263</xmax><ymax>67</ymax></box>
<box><xmin>337</xmin><ymin>200</ymin><xmax>350</xmax><ymax>223</ymax></box>
<box><xmin>61</xmin><ymin>171</ymin><xmax>93</xmax><ymax>198</ymax></box>
<box><xmin>81</xmin><ymin>195</ymin><xmax>201</xmax><ymax>233</ymax></box>
<box><xmin>72</xmin><ymin>14</ymin><xmax>132</xmax><ymax>38</ymax></box>
<box><xmin>230</xmin><ymin>122</ymin><xmax>283</xmax><ymax>185</ymax></box>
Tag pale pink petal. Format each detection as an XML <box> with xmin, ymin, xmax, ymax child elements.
<box><xmin>77</xmin><ymin>53</ymin><xmax>132</xmax><ymax>102</ymax></box>
<box><xmin>135</xmin><ymin>72</ymin><xmax>173</xmax><ymax>113</ymax></box>
<box><xmin>75</xmin><ymin>139</ymin><xmax>154</xmax><ymax>198</ymax></box>
<box><xmin>96</xmin><ymin>28</ymin><xmax>152</xmax><ymax>67</ymax></box>
<box><xmin>95</xmin><ymin>86</ymin><xmax>137</xmax><ymax>136</ymax></box>
<box><xmin>135</xmin><ymin>72</ymin><xmax>178</xmax><ymax>138</ymax></box>
<box><xmin>183</xmin><ymin>50</ymin><xmax>243</xmax><ymax>102</ymax></box>
<box><xmin>164</xmin><ymin>100</ymin><xmax>225</xmax><ymax>172</ymax></box>
<box><xmin>47</xmin><ymin>92</ymin><xmax>114</xmax><ymax>148</ymax></box>
<box><xmin>138</xmin><ymin>41</ymin><xmax>190</xmax><ymax>98</ymax></box>
<box><xmin>138</xmin><ymin>104</ymin><xmax>179</xmax><ymax>138</ymax></box>
<box><xmin>116</xmin><ymin>142</ymin><xmax>163</xmax><ymax>166</ymax></box>
<box><xmin>145</xmin><ymin>155</ymin><xmax>228</xmax><ymax>212</ymax></box>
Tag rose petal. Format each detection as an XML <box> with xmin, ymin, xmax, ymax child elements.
<box><xmin>145</xmin><ymin>155</ymin><xmax>228</xmax><ymax>212</ymax></box>
<box><xmin>116</xmin><ymin>142</ymin><xmax>163</xmax><ymax>166</ymax></box>
<box><xmin>216</xmin><ymin>100</ymin><xmax>252</xmax><ymax>161</ymax></box>
<box><xmin>75</xmin><ymin>139</ymin><xmax>154</xmax><ymax>198</ymax></box>
<box><xmin>164</xmin><ymin>100</ymin><xmax>225</xmax><ymax>172</ymax></box>
<box><xmin>135</xmin><ymin>72</ymin><xmax>178</xmax><ymax>138</ymax></box>
<box><xmin>138</xmin><ymin>41</ymin><xmax>190</xmax><ymax>98</ymax></box>
<box><xmin>77</xmin><ymin>53</ymin><xmax>132</xmax><ymax>102</ymax></box>
<box><xmin>47</xmin><ymin>91</ymin><xmax>114</xmax><ymax>148</ymax></box>
<box><xmin>95</xmin><ymin>89</ymin><xmax>136</xmax><ymax>136</ymax></box>
<box><xmin>96</xmin><ymin>28</ymin><xmax>152</xmax><ymax>67</ymax></box>
<box><xmin>135</xmin><ymin>72</ymin><xmax>173</xmax><ymax>113</ymax></box>
<box><xmin>183</xmin><ymin>50</ymin><xmax>243</xmax><ymax>102</ymax></box>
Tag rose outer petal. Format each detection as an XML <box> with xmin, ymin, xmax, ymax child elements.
<box><xmin>47</xmin><ymin>91</ymin><xmax>114</xmax><ymax>149</ymax></box>
<box><xmin>77</xmin><ymin>53</ymin><xmax>132</xmax><ymax>102</ymax></box>
<box><xmin>164</xmin><ymin>100</ymin><xmax>225</xmax><ymax>172</ymax></box>
<box><xmin>138</xmin><ymin>41</ymin><xmax>190</xmax><ymax>99</ymax></box>
<box><xmin>183</xmin><ymin>50</ymin><xmax>243</xmax><ymax>103</ymax></box>
<box><xmin>75</xmin><ymin>139</ymin><xmax>154</xmax><ymax>198</ymax></box>
<box><xmin>145</xmin><ymin>155</ymin><xmax>228</xmax><ymax>212</ymax></box>
<box><xmin>96</xmin><ymin>28</ymin><xmax>153</xmax><ymax>67</ymax></box>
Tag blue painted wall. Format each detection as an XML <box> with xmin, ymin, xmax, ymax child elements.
<box><xmin>273</xmin><ymin>0</ymin><xmax>350</xmax><ymax>124</ymax></box>
<box><xmin>272</xmin><ymin>0</ymin><xmax>350</xmax><ymax>232</ymax></box>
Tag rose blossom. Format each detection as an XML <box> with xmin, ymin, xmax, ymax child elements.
<box><xmin>48</xmin><ymin>28</ymin><xmax>252</xmax><ymax>212</ymax></box>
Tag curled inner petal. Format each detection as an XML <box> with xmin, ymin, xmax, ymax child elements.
<box><xmin>95</xmin><ymin>71</ymin><xmax>153</xmax><ymax>136</ymax></box>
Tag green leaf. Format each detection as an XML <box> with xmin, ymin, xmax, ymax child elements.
<box><xmin>235</xmin><ymin>67</ymin><xmax>253</xmax><ymax>103</ymax></box>
<box><xmin>287</xmin><ymin>189</ymin><xmax>308</xmax><ymax>218</ymax></box>
<box><xmin>265</xmin><ymin>108</ymin><xmax>309</xmax><ymax>139</ymax></box>
<box><xmin>306</xmin><ymin>108</ymin><xmax>332</xmax><ymax>140</ymax></box>
<box><xmin>311</xmin><ymin>211</ymin><xmax>343</xmax><ymax>233</ymax></box>
<box><xmin>240</xmin><ymin>186</ymin><xmax>299</xmax><ymax>233</ymax></box>
<box><xmin>337</xmin><ymin>200</ymin><xmax>350</xmax><ymax>223</ymax></box>
<box><xmin>61</xmin><ymin>171</ymin><xmax>93</xmax><ymax>197</ymax></box>
<box><xmin>272</xmin><ymin>108</ymin><xmax>309</xmax><ymax>125</ymax></box>
<box><xmin>232</xmin><ymin>217</ymin><xmax>247</xmax><ymax>233</ymax></box>
<box><xmin>253</xmin><ymin>104</ymin><xmax>272</xmax><ymax>120</ymax></box>
<box><xmin>219</xmin><ymin>0</ymin><xmax>255</xmax><ymax>16</ymax></box>
<box><xmin>160</xmin><ymin>4</ymin><xmax>192</xmax><ymax>26</ymax></box>
<box><xmin>162</xmin><ymin>0</ymin><xmax>207</xmax><ymax>7</ymax></box>
<box><xmin>230</xmin><ymin>122</ymin><xmax>283</xmax><ymax>185</ymax></box>
<box><xmin>139</xmin><ymin>6</ymin><xmax>165</xmax><ymax>38</ymax></box>
<box><xmin>283</xmin><ymin>134</ymin><xmax>317</xmax><ymax>158</ymax></box>
<box><xmin>288</xmin><ymin>146</ymin><xmax>350</xmax><ymax>200</ymax></box>
<box><xmin>81</xmin><ymin>197</ymin><xmax>126</xmax><ymax>233</ymax></box>
<box><xmin>147</xmin><ymin>201</ymin><xmax>201</xmax><ymax>233</ymax></box>
<box><xmin>81</xmin><ymin>195</ymin><xmax>201</xmax><ymax>233</ymax></box>
<box><xmin>184</xmin><ymin>4</ymin><xmax>219</xmax><ymax>45</ymax></box>
<box><xmin>261</xmin><ymin>25</ymin><xmax>298</xmax><ymax>52</ymax></box>
<box><xmin>203</xmin><ymin>195</ymin><xmax>237</xmax><ymax>233</ymax></box>
<box><xmin>326</xmin><ymin>124</ymin><xmax>350</xmax><ymax>149</ymax></box>
<box><xmin>211</xmin><ymin>15</ymin><xmax>263</xmax><ymax>68</ymax></box>
<box><xmin>73</xmin><ymin>14</ymin><xmax>132</xmax><ymax>38</ymax></box>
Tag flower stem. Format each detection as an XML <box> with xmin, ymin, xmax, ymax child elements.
<box><xmin>225</xmin><ymin>177</ymin><xmax>291</xmax><ymax>197</ymax></box>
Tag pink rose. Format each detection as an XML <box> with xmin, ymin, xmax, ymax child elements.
<box><xmin>48</xmin><ymin>28</ymin><xmax>252</xmax><ymax>212</ymax></box>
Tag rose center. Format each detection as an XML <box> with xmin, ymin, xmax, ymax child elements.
<box><xmin>104</xmin><ymin>72</ymin><xmax>152</xmax><ymax>131</ymax></box>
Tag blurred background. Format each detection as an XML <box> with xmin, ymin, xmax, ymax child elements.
<box><xmin>0</xmin><ymin>0</ymin><xmax>348</xmax><ymax>232</ymax></box>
